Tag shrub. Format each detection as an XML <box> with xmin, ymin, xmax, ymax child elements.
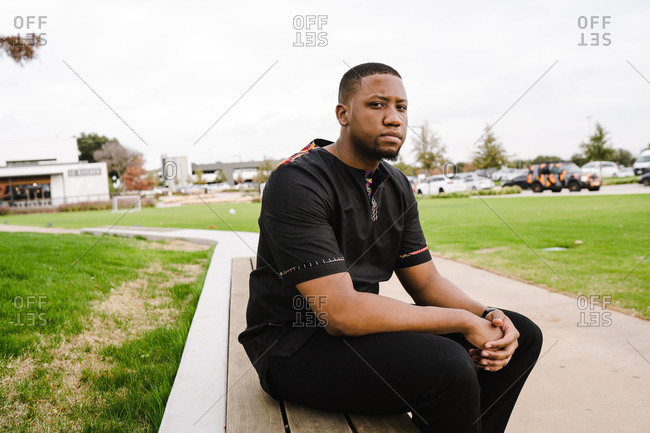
<box><xmin>0</xmin><ymin>205</ymin><xmax>58</xmax><ymax>216</ymax></box>
<box><xmin>422</xmin><ymin>186</ymin><xmax>521</xmax><ymax>199</ymax></box>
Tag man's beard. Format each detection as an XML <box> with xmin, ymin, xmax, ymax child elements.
<box><xmin>371</xmin><ymin>142</ymin><xmax>401</xmax><ymax>162</ymax></box>
<box><xmin>349</xmin><ymin>129</ymin><xmax>403</xmax><ymax>162</ymax></box>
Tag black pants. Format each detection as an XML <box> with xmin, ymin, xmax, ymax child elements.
<box><xmin>265</xmin><ymin>309</ymin><xmax>543</xmax><ymax>433</ymax></box>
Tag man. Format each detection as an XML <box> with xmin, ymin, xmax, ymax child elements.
<box><xmin>239</xmin><ymin>62</ymin><xmax>543</xmax><ymax>433</ymax></box>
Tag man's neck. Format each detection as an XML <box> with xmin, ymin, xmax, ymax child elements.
<box><xmin>329</xmin><ymin>137</ymin><xmax>381</xmax><ymax>172</ymax></box>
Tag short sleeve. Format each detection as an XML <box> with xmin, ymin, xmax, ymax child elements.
<box><xmin>394</xmin><ymin>185</ymin><xmax>432</xmax><ymax>269</ymax></box>
<box><xmin>259</xmin><ymin>165</ymin><xmax>348</xmax><ymax>287</ymax></box>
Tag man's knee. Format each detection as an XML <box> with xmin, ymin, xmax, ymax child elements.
<box><xmin>503</xmin><ymin>310</ymin><xmax>543</xmax><ymax>359</ymax></box>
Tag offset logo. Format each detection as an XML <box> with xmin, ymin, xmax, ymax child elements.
<box><xmin>12</xmin><ymin>15</ymin><xmax>48</xmax><ymax>47</ymax></box>
<box><xmin>162</xmin><ymin>161</ymin><xmax>177</xmax><ymax>181</ymax></box>
<box><xmin>577</xmin><ymin>295</ymin><xmax>612</xmax><ymax>327</ymax></box>
<box><xmin>11</xmin><ymin>295</ymin><xmax>48</xmax><ymax>327</ymax></box>
<box><xmin>578</xmin><ymin>16</ymin><xmax>611</xmax><ymax>46</ymax></box>
<box><xmin>293</xmin><ymin>15</ymin><xmax>328</xmax><ymax>47</ymax></box>
<box><xmin>292</xmin><ymin>294</ymin><xmax>328</xmax><ymax>327</ymax></box>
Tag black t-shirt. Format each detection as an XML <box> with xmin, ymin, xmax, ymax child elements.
<box><xmin>238</xmin><ymin>139</ymin><xmax>431</xmax><ymax>390</ymax></box>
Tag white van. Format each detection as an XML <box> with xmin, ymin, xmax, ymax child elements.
<box><xmin>633</xmin><ymin>149</ymin><xmax>650</xmax><ymax>175</ymax></box>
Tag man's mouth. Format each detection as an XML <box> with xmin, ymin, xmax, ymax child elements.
<box><xmin>380</xmin><ymin>132</ymin><xmax>402</xmax><ymax>143</ymax></box>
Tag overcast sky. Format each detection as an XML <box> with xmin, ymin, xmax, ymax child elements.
<box><xmin>1</xmin><ymin>0</ymin><xmax>649</xmax><ymax>170</ymax></box>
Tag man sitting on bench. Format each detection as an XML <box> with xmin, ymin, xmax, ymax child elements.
<box><xmin>239</xmin><ymin>62</ymin><xmax>543</xmax><ymax>433</ymax></box>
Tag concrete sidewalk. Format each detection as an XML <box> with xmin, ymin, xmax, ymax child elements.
<box><xmin>381</xmin><ymin>259</ymin><xmax>650</xmax><ymax>433</ymax></box>
<box><xmin>2</xmin><ymin>224</ymin><xmax>648</xmax><ymax>432</ymax></box>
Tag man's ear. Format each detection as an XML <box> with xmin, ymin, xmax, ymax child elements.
<box><xmin>335</xmin><ymin>103</ymin><xmax>349</xmax><ymax>126</ymax></box>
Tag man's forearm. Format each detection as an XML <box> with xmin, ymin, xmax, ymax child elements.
<box><xmin>297</xmin><ymin>272</ymin><xmax>482</xmax><ymax>337</ymax></box>
<box><xmin>396</xmin><ymin>261</ymin><xmax>487</xmax><ymax>316</ymax></box>
<box><xmin>324</xmin><ymin>290</ymin><xmax>478</xmax><ymax>337</ymax></box>
<box><xmin>412</xmin><ymin>273</ymin><xmax>486</xmax><ymax>316</ymax></box>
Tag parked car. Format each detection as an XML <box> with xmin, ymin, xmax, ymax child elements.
<box><xmin>633</xmin><ymin>150</ymin><xmax>650</xmax><ymax>175</ymax></box>
<box><xmin>617</xmin><ymin>166</ymin><xmax>635</xmax><ymax>177</ymax></box>
<box><xmin>456</xmin><ymin>173</ymin><xmax>495</xmax><ymax>191</ymax></box>
<box><xmin>206</xmin><ymin>182</ymin><xmax>231</xmax><ymax>193</ymax></box>
<box><xmin>638</xmin><ymin>172</ymin><xmax>650</xmax><ymax>186</ymax></box>
<box><xmin>502</xmin><ymin>174</ymin><xmax>529</xmax><ymax>189</ymax></box>
<box><xmin>581</xmin><ymin>161</ymin><xmax>619</xmax><ymax>178</ymax></box>
<box><xmin>527</xmin><ymin>162</ymin><xmax>601</xmax><ymax>192</ymax></box>
<box><xmin>492</xmin><ymin>167</ymin><xmax>527</xmax><ymax>181</ymax></box>
<box><xmin>415</xmin><ymin>175</ymin><xmax>466</xmax><ymax>195</ymax></box>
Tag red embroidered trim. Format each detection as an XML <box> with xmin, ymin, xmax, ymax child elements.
<box><xmin>278</xmin><ymin>141</ymin><xmax>317</xmax><ymax>167</ymax></box>
<box><xmin>399</xmin><ymin>246</ymin><xmax>429</xmax><ymax>259</ymax></box>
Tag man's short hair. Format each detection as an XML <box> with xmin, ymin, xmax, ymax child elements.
<box><xmin>338</xmin><ymin>62</ymin><xmax>402</xmax><ymax>104</ymax></box>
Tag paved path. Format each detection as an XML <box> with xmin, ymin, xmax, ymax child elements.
<box><xmin>2</xmin><ymin>224</ymin><xmax>648</xmax><ymax>432</ymax></box>
<box><xmin>381</xmin><ymin>261</ymin><xmax>650</xmax><ymax>433</ymax></box>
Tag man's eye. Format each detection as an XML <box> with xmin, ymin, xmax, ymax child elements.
<box><xmin>398</xmin><ymin>105</ymin><xmax>407</xmax><ymax>111</ymax></box>
<box><xmin>370</xmin><ymin>102</ymin><xmax>384</xmax><ymax>108</ymax></box>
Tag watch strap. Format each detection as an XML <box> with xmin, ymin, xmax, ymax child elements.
<box><xmin>481</xmin><ymin>307</ymin><xmax>498</xmax><ymax>318</ymax></box>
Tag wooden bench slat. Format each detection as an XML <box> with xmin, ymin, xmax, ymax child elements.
<box><xmin>349</xmin><ymin>413</ymin><xmax>420</xmax><ymax>432</ymax></box>
<box><xmin>226</xmin><ymin>257</ymin><xmax>286</xmax><ymax>433</ymax></box>
<box><xmin>227</xmin><ymin>257</ymin><xmax>420</xmax><ymax>432</ymax></box>
<box><xmin>284</xmin><ymin>401</ymin><xmax>353</xmax><ymax>433</ymax></box>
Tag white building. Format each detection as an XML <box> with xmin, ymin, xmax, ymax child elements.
<box><xmin>0</xmin><ymin>138</ymin><xmax>110</xmax><ymax>207</ymax></box>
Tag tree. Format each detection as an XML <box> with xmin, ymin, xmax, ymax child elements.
<box><xmin>612</xmin><ymin>148</ymin><xmax>634</xmax><ymax>167</ymax></box>
<box><xmin>77</xmin><ymin>132</ymin><xmax>112</xmax><ymax>162</ymax></box>
<box><xmin>256</xmin><ymin>157</ymin><xmax>275</xmax><ymax>184</ymax></box>
<box><xmin>472</xmin><ymin>125</ymin><xmax>508</xmax><ymax>170</ymax></box>
<box><xmin>530</xmin><ymin>155</ymin><xmax>562</xmax><ymax>164</ymax></box>
<box><xmin>580</xmin><ymin>122</ymin><xmax>615</xmax><ymax>161</ymax></box>
<box><xmin>571</xmin><ymin>153</ymin><xmax>589</xmax><ymax>167</ymax></box>
<box><xmin>93</xmin><ymin>140</ymin><xmax>140</xmax><ymax>181</ymax></box>
<box><xmin>392</xmin><ymin>156</ymin><xmax>416</xmax><ymax>176</ymax></box>
<box><xmin>510</xmin><ymin>159</ymin><xmax>529</xmax><ymax>169</ymax></box>
<box><xmin>456</xmin><ymin>161</ymin><xmax>475</xmax><ymax>173</ymax></box>
<box><xmin>413</xmin><ymin>121</ymin><xmax>447</xmax><ymax>176</ymax></box>
<box><xmin>214</xmin><ymin>170</ymin><xmax>227</xmax><ymax>183</ymax></box>
<box><xmin>194</xmin><ymin>169</ymin><xmax>207</xmax><ymax>184</ymax></box>
<box><xmin>0</xmin><ymin>34</ymin><xmax>42</xmax><ymax>65</ymax></box>
<box><xmin>121</xmin><ymin>158</ymin><xmax>155</xmax><ymax>192</ymax></box>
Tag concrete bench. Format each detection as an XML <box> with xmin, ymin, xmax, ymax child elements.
<box><xmin>227</xmin><ymin>257</ymin><xmax>420</xmax><ymax>432</ymax></box>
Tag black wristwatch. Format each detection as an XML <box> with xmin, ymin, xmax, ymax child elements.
<box><xmin>481</xmin><ymin>307</ymin><xmax>498</xmax><ymax>318</ymax></box>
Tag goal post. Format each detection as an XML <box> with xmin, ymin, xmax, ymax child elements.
<box><xmin>112</xmin><ymin>195</ymin><xmax>142</xmax><ymax>213</ymax></box>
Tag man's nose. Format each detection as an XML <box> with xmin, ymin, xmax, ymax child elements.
<box><xmin>384</xmin><ymin>106</ymin><xmax>404</xmax><ymax>126</ymax></box>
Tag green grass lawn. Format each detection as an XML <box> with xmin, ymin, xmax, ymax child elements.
<box><xmin>417</xmin><ymin>195</ymin><xmax>649</xmax><ymax>317</ymax></box>
<box><xmin>4</xmin><ymin>195</ymin><xmax>649</xmax><ymax>317</ymax></box>
<box><xmin>2</xmin><ymin>202</ymin><xmax>260</xmax><ymax>232</ymax></box>
<box><xmin>0</xmin><ymin>232</ymin><xmax>212</xmax><ymax>432</ymax></box>
<box><xmin>601</xmin><ymin>176</ymin><xmax>639</xmax><ymax>185</ymax></box>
